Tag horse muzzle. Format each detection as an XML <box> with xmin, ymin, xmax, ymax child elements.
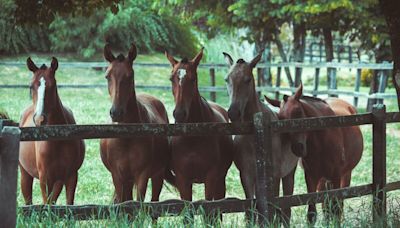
<box><xmin>173</xmin><ymin>109</ymin><xmax>187</xmax><ymax>123</ymax></box>
<box><xmin>228</xmin><ymin>106</ymin><xmax>241</xmax><ymax>122</ymax></box>
<box><xmin>33</xmin><ymin>112</ymin><xmax>48</xmax><ymax>126</ymax></box>
<box><xmin>110</xmin><ymin>107</ymin><xmax>124</xmax><ymax>122</ymax></box>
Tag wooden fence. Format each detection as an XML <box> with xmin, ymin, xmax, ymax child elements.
<box><xmin>0</xmin><ymin>104</ymin><xmax>399</xmax><ymax>227</ymax></box>
<box><xmin>0</xmin><ymin>61</ymin><xmax>395</xmax><ymax>108</ymax></box>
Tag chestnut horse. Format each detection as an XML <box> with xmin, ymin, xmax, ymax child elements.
<box><xmin>19</xmin><ymin>57</ymin><xmax>85</xmax><ymax>205</ymax></box>
<box><xmin>100</xmin><ymin>44</ymin><xmax>171</xmax><ymax>203</ymax></box>
<box><xmin>165</xmin><ymin>48</ymin><xmax>233</xmax><ymax>201</ymax></box>
<box><xmin>265</xmin><ymin>84</ymin><xmax>363</xmax><ymax>223</ymax></box>
<box><xmin>223</xmin><ymin>52</ymin><xmax>298</xmax><ymax>223</ymax></box>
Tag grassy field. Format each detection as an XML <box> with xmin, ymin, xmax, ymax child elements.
<box><xmin>1</xmin><ymin>54</ymin><xmax>400</xmax><ymax>227</ymax></box>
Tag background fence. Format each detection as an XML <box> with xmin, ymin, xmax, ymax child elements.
<box><xmin>0</xmin><ymin>61</ymin><xmax>395</xmax><ymax>109</ymax></box>
<box><xmin>0</xmin><ymin>104</ymin><xmax>399</xmax><ymax>227</ymax></box>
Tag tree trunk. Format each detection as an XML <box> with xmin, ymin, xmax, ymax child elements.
<box><xmin>254</xmin><ymin>38</ymin><xmax>266</xmax><ymax>86</ymax></box>
<box><xmin>323</xmin><ymin>27</ymin><xmax>337</xmax><ymax>91</ymax></box>
<box><xmin>293</xmin><ymin>22</ymin><xmax>306</xmax><ymax>86</ymax></box>
<box><xmin>380</xmin><ymin>0</ymin><xmax>400</xmax><ymax>111</ymax></box>
<box><xmin>273</xmin><ymin>30</ymin><xmax>294</xmax><ymax>87</ymax></box>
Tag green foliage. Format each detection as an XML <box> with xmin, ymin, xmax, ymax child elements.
<box><xmin>361</xmin><ymin>69</ymin><xmax>374</xmax><ymax>87</ymax></box>
<box><xmin>0</xmin><ymin>0</ymin><xmax>50</xmax><ymax>54</ymax></box>
<box><xmin>48</xmin><ymin>0</ymin><xmax>198</xmax><ymax>58</ymax></box>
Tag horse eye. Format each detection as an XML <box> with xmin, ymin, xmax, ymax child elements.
<box><xmin>224</xmin><ymin>78</ymin><xmax>229</xmax><ymax>83</ymax></box>
<box><xmin>169</xmin><ymin>77</ymin><xmax>174</xmax><ymax>82</ymax></box>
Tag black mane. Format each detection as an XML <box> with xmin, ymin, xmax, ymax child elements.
<box><xmin>116</xmin><ymin>54</ymin><xmax>125</xmax><ymax>62</ymax></box>
<box><xmin>39</xmin><ymin>64</ymin><xmax>47</xmax><ymax>70</ymax></box>
<box><xmin>301</xmin><ymin>95</ymin><xmax>327</xmax><ymax>104</ymax></box>
<box><xmin>181</xmin><ymin>57</ymin><xmax>189</xmax><ymax>63</ymax></box>
<box><xmin>236</xmin><ymin>59</ymin><xmax>245</xmax><ymax>64</ymax></box>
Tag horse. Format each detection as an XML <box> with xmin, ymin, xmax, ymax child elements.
<box><xmin>264</xmin><ymin>84</ymin><xmax>363</xmax><ymax>223</ymax></box>
<box><xmin>19</xmin><ymin>57</ymin><xmax>85</xmax><ymax>205</ymax></box>
<box><xmin>165</xmin><ymin>48</ymin><xmax>233</xmax><ymax>202</ymax></box>
<box><xmin>223</xmin><ymin>52</ymin><xmax>298</xmax><ymax>224</ymax></box>
<box><xmin>100</xmin><ymin>44</ymin><xmax>171</xmax><ymax>203</ymax></box>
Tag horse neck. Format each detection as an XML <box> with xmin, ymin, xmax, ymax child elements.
<box><xmin>187</xmin><ymin>91</ymin><xmax>213</xmax><ymax>123</ymax></box>
<box><xmin>47</xmin><ymin>90</ymin><xmax>68</xmax><ymax>124</ymax></box>
<box><xmin>301</xmin><ymin>100</ymin><xmax>332</xmax><ymax>117</ymax></box>
<box><xmin>242</xmin><ymin>92</ymin><xmax>265</xmax><ymax>121</ymax></box>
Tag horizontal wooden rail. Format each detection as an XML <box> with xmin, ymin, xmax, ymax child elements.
<box><xmin>271</xmin><ymin>113</ymin><xmax>373</xmax><ymax>133</ymax></box>
<box><xmin>17</xmin><ymin>122</ymin><xmax>254</xmax><ymax>141</ymax></box>
<box><xmin>20</xmin><ymin>197</ymin><xmax>254</xmax><ymax>220</ymax></box>
<box><xmin>0</xmin><ymin>61</ymin><xmax>393</xmax><ymax>70</ymax></box>
<box><xmin>274</xmin><ymin>184</ymin><xmax>373</xmax><ymax>208</ymax></box>
<box><xmin>384</xmin><ymin>181</ymin><xmax>400</xmax><ymax>192</ymax></box>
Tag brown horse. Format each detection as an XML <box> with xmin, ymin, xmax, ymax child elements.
<box><xmin>223</xmin><ymin>52</ymin><xmax>298</xmax><ymax>224</ymax></box>
<box><xmin>19</xmin><ymin>57</ymin><xmax>85</xmax><ymax>205</ymax></box>
<box><xmin>265</xmin><ymin>84</ymin><xmax>363</xmax><ymax>223</ymax></box>
<box><xmin>165</xmin><ymin>48</ymin><xmax>233</xmax><ymax>201</ymax></box>
<box><xmin>100</xmin><ymin>44</ymin><xmax>171</xmax><ymax>203</ymax></box>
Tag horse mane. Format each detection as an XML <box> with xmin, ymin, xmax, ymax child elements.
<box><xmin>40</xmin><ymin>64</ymin><xmax>47</xmax><ymax>70</ymax></box>
<box><xmin>116</xmin><ymin>54</ymin><xmax>125</xmax><ymax>62</ymax></box>
<box><xmin>236</xmin><ymin>59</ymin><xmax>245</xmax><ymax>64</ymax></box>
<box><xmin>300</xmin><ymin>95</ymin><xmax>327</xmax><ymax>104</ymax></box>
<box><xmin>180</xmin><ymin>57</ymin><xmax>189</xmax><ymax>63</ymax></box>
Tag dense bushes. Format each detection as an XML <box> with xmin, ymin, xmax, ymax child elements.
<box><xmin>0</xmin><ymin>0</ymin><xmax>198</xmax><ymax>58</ymax></box>
<box><xmin>0</xmin><ymin>0</ymin><xmax>50</xmax><ymax>54</ymax></box>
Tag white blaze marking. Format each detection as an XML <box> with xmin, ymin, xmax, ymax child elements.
<box><xmin>178</xmin><ymin>69</ymin><xmax>186</xmax><ymax>86</ymax></box>
<box><xmin>35</xmin><ymin>77</ymin><xmax>46</xmax><ymax>118</ymax></box>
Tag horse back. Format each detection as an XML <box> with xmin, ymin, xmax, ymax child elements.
<box><xmin>325</xmin><ymin>98</ymin><xmax>363</xmax><ymax>172</ymax></box>
<box><xmin>137</xmin><ymin>93</ymin><xmax>169</xmax><ymax>124</ymax></box>
<box><xmin>208</xmin><ymin>101</ymin><xmax>229</xmax><ymax>123</ymax></box>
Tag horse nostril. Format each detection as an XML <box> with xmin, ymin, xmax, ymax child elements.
<box><xmin>173</xmin><ymin>109</ymin><xmax>186</xmax><ymax>122</ymax></box>
<box><xmin>110</xmin><ymin>108</ymin><xmax>123</xmax><ymax>121</ymax></box>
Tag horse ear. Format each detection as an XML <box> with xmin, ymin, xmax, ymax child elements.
<box><xmin>51</xmin><ymin>57</ymin><xmax>58</xmax><ymax>71</ymax></box>
<box><xmin>104</xmin><ymin>44</ymin><xmax>115</xmax><ymax>63</ymax></box>
<box><xmin>128</xmin><ymin>43</ymin><xmax>137</xmax><ymax>63</ymax></box>
<box><xmin>222</xmin><ymin>52</ymin><xmax>233</xmax><ymax>66</ymax></box>
<box><xmin>283</xmin><ymin>94</ymin><xmax>289</xmax><ymax>102</ymax></box>
<box><xmin>26</xmin><ymin>57</ymin><xmax>38</xmax><ymax>72</ymax></box>
<box><xmin>165</xmin><ymin>51</ymin><xmax>178</xmax><ymax>66</ymax></box>
<box><xmin>294</xmin><ymin>83</ymin><xmax>303</xmax><ymax>100</ymax></box>
<box><xmin>192</xmin><ymin>47</ymin><xmax>204</xmax><ymax>67</ymax></box>
<box><xmin>249</xmin><ymin>51</ymin><xmax>263</xmax><ymax>68</ymax></box>
<box><xmin>264</xmin><ymin>95</ymin><xmax>280</xmax><ymax>107</ymax></box>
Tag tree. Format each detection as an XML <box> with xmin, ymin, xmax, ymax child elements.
<box><xmin>379</xmin><ymin>0</ymin><xmax>400</xmax><ymax>110</ymax></box>
<box><xmin>13</xmin><ymin>0</ymin><xmax>121</xmax><ymax>24</ymax></box>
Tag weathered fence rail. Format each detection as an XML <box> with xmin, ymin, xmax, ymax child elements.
<box><xmin>0</xmin><ymin>61</ymin><xmax>396</xmax><ymax>106</ymax></box>
<box><xmin>0</xmin><ymin>104</ymin><xmax>399</xmax><ymax>227</ymax></box>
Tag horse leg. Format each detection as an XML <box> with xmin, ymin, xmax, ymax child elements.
<box><xmin>20</xmin><ymin>165</ymin><xmax>33</xmax><ymax>205</ymax></box>
<box><xmin>281</xmin><ymin>167</ymin><xmax>296</xmax><ymax>227</ymax></box>
<box><xmin>39</xmin><ymin>176</ymin><xmax>55</xmax><ymax>204</ymax></box>
<box><xmin>317</xmin><ymin>178</ymin><xmax>332</xmax><ymax>222</ymax></box>
<box><xmin>48</xmin><ymin>181</ymin><xmax>63</xmax><ymax>204</ymax></box>
<box><xmin>305</xmin><ymin>172</ymin><xmax>319</xmax><ymax>224</ymax></box>
<box><xmin>239</xmin><ymin>167</ymin><xmax>256</xmax><ymax>224</ymax></box>
<box><xmin>111</xmin><ymin>173</ymin><xmax>124</xmax><ymax>203</ymax></box>
<box><xmin>332</xmin><ymin>176</ymin><xmax>344</xmax><ymax>223</ymax></box>
<box><xmin>272</xmin><ymin>177</ymin><xmax>281</xmax><ymax>225</ymax></box>
<box><xmin>136</xmin><ymin>172</ymin><xmax>149</xmax><ymax>201</ymax></box>
<box><xmin>151</xmin><ymin>172</ymin><xmax>164</xmax><ymax>202</ymax></box>
<box><xmin>176</xmin><ymin>174</ymin><xmax>193</xmax><ymax>225</ymax></box>
<box><xmin>65</xmin><ymin>172</ymin><xmax>78</xmax><ymax>205</ymax></box>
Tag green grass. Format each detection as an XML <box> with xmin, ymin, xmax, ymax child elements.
<box><xmin>1</xmin><ymin>53</ymin><xmax>400</xmax><ymax>227</ymax></box>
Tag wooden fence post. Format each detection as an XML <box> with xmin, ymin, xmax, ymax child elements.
<box><xmin>313</xmin><ymin>68</ymin><xmax>320</xmax><ymax>97</ymax></box>
<box><xmin>209</xmin><ymin>68</ymin><xmax>216</xmax><ymax>102</ymax></box>
<box><xmin>354</xmin><ymin>68</ymin><xmax>362</xmax><ymax>107</ymax></box>
<box><xmin>275</xmin><ymin>67</ymin><xmax>282</xmax><ymax>100</ymax></box>
<box><xmin>0</xmin><ymin>127</ymin><xmax>21</xmax><ymax>227</ymax></box>
<box><xmin>254</xmin><ymin>112</ymin><xmax>274</xmax><ymax>226</ymax></box>
<box><xmin>377</xmin><ymin>70</ymin><xmax>388</xmax><ymax>105</ymax></box>
<box><xmin>372</xmin><ymin>104</ymin><xmax>386</xmax><ymax>223</ymax></box>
